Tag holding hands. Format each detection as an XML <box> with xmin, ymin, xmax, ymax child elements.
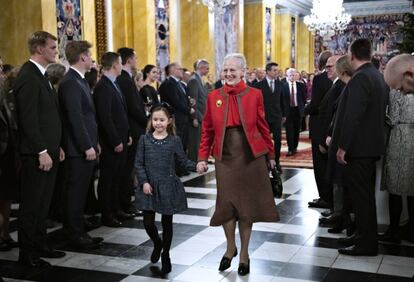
<box><xmin>196</xmin><ymin>161</ymin><xmax>209</xmax><ymax>174</ymax></box>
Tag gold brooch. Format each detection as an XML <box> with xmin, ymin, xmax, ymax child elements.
<box><xmin>216</xmin><ymin>99</ymin><xmax>222</xmax><ymax>107</ymax></box>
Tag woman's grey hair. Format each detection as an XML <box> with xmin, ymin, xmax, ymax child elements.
<box><xmin>223</xmin><ymin>53</ymin><xmax>247</xmax><ymax>70</ymax></box>
<box><xmin>46</xmin><ymin>63</ymin><xmax>66</xmax><ymax>85</ymax></box>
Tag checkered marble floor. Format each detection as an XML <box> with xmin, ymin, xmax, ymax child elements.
<box><xmin>1</xmin><ymin>168</ymin><xmax>414</xmax><ymax>281</ymax></box>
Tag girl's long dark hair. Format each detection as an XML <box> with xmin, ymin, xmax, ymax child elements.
<box><xmin>146</xmin><ymin>103</ymin><xmax>176</xmax><ymax>136</ymax></box>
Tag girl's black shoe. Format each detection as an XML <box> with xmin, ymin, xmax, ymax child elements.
<box><xmin>151</xmin><ymin>239</ymin><xmax>163</xmax><ymax>263</ymax></box>
<box><xmin>161</xmin><ymin>253</ymin><xmax>172</xmax><ymax>274</ymax></box>
<box><xmin>238</xmin><ymin>259</ymin><xmax>250</xmax><ymax>276</ymax></box>
<box><xmin>218</xmin><ymin>248</ymin><xmax>238</xmax><ymax>271</ymax></box>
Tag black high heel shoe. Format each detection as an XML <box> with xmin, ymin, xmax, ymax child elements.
<box><xmin>238</xmin><ymin>258</ymin><xmax>250</xmax><ymax>276</ymax></box>
<box><xmin>218</xmin><ymin>248</ymin><xmax>238</xmax><ymax>271</ymax></box>
<box><xmin>151</xmin><ymin>239</ymin><xmax>163</xmax><ymax>263</ymax></box>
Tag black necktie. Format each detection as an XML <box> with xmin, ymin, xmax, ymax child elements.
<box><xmin>44</xmin><ymin>72</ymin><xmax>53</xmax><ymax>90</ymax></box>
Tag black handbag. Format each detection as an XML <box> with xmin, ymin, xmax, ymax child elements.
<box><xmin>270</xmin><ymin>168</ymin><xmax>283</xmax><ymax>198</ymax></box>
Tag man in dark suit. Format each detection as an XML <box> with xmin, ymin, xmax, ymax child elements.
<box><xmin>334</xmin><ymin>39</ymin><xmax>387</xmax><ymax>256</ymax></box>
<box><xmin>94</xmin><ymin>52</ymin><xmax>131</xmax><ymax>227</ymax></box>
<box><xmin>187</xmin><ymin>59</ymin><xmax>209</xmax><ymax>162</ymax></box>
<box><xmin>14</xmin><ymin>31</ymin><xmax>65</xmax><ymax>267</ymax></box>
<box><xmin>316</xmin><ymin>55</ymin><xmax>345</xmax><ymax>226</ymax></box>
<box><xmin>254</xmin><ymin>62</ymin><xmax>285</xmax><ymax>172</ymax></box>
<box><xmin>116</xmin><ymin>47</ymin><xmax>147</xmax><ymax>216</ymax></box>
<box><xmin>214</xmin><ymin>70</ymin><xmax>225</xmax><ymax>89</ymax></box>
<box><xmin>282</xmin><ymin>68</ymin><xmax>306</xmax><ymax>156</ymax></box>
<box><xmin>305</xmin><ymin>51</ymin><xmax>333</xmax><ymax>209</ymax></box>
<box><xmin>159</xmin><ymin>62</ymin><xmax>194</xmax><ymax>151</ymax></box>
<box><xmin>58</xmin><ymin>40</ymin><xmax>102</xmax><ymax>250</ymax></box>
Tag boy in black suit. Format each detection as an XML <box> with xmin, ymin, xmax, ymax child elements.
<box><xmin>94</xmin><ymin>52</ymin><xmax>131</xmax><ymax>227</ymax></box>
<box><xmin>58</xmin><ymin>40</ymin><xmax>103</xmax><ymax>250</ymax></box>
<box><xmin>14</xmin><ymin>31</ymin><xmax>65</xmax><ymax>267</ymax></box>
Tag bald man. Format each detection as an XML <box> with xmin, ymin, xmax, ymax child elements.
<box><xmin>384</xmin><ymin>54</ymin><xmax>414</xmax><ymax>93</ymax></box>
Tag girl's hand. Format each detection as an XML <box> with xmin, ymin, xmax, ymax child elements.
<box><xmin>196</xmin><ymin>161</ymin><xmax>208</xmax><ymax>174</ymax></box>
<box><xmin>143</xmin><ymin>183</ymin><xmax>153</xmax><ymax>195</ymax></box>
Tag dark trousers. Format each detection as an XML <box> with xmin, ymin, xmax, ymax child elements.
<box><xmin>311</xmin><ymin>138</ymin><xmax>332</xmax><ymax>204</ymax></box>
<box><xmin>98</xmin><ymin>146</ymin><xmax>127</xmax><ymax>218</ymax></box>
<box><xmin>343</xmin><ymin>157</ymin><xmax>378</xmax><ymax>250</ymax></box>
<box><xmin>268</xmin><ymin>119</ymin><xmax>282</xmax><ymax>164</ymax></box>
<box><xmin>176</xmin><ymin>121</ymin><xmax>189</xmax><ymax>152</ymax></box>
<box><xmin>187</xmin><ymin>122</ymin><xmax>201</xmax><ymax>162</ymax></box>
<box><xmin>285</xmin><ymin>107</ymin><xmax>301</xmax><ymax>152</ymax></box>
<box><xmin>49</xmin><ymin>160</ymin><xmax>67</xmax><ymax>222</ymax></box>
<box><xmin>18</xmin><ymin>156</ymin><xmax>59</xmax><ymax>256</ymax></box>
<box><xmin>119</xmin><ymin>140</ymin><xmax>137</xmax><ymax>211</ymax></box>
<box><xmin>64</xmin><ymin>157</ymin><xmax>95</xmax><ymax>240</ymax></box>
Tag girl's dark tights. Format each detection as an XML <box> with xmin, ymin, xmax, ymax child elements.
<box><xmin>143</xmin><ymin>211</ymin><xmax>173</xmax><ymax>254</ymax></box>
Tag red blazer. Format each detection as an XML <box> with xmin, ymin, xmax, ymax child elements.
<box><xmin>198</xmin><ymin>86</ymin><xmax>275</xmax><ymax>161</ymax></box>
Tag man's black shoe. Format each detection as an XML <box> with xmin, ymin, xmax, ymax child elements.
<box><xmin>319</xmin><ymin>214</ymin><xmax>343</xmax><ymax>226</ymax></box>
<box><xmin>338</xmin><ymin>245</ymin><xmax>377</xmax><ymax>256</ymax></box>
<box><xmin>70</xmin><ymin>236</ymin><xmax>100</xmax><ymax>250</ymax></box>
<box><xmin>18</xmin><ymin>254</ymin><xmax>51</xmax><ymax>268</ymax></box>
<box><xmin>308</xmin><ymin>199</ymin><xmax>331</xmax><ymax>209</ymax></box>
<box><xmin>102</xmin><ymin>216</ymin><xmax>123</xmax><ymax>227</ymax></box>
<box><xmin>338</xmin><ymin>235</ymin><xmax>355</xmax><ymax>247</ymax></box>
<box><xmin>321</xmin><ymin>209</ymin><xmax>334</xmax><ymax>217</ymax></box>
<box><xmin>38</xmin><ymin>248</ymin><xmax>66</xmax><ymax>258</ymax></box>
<box><xmin>286</xmin><ymin>151</ymin><xmax>294</xmax><ymax>157</ymax></box>
<box><xmin>378</xmin><ymin>229</ymin><xmax>401</xmax><ymax>244</ymax></box>
<box><xmin>115</xmin><ymin>211</ymin><xmax>134</xmax><ymax>221</ymax></box>
<box><xmin>84</xmin><ymin>217</ymin><xmax>101</xmax><ymax>229</ymax></box>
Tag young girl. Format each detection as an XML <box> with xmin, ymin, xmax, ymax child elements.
<box><xmin>135</xmin><ymin>103</ymin><xmax>196</xmax><ymax>273</ymax></box>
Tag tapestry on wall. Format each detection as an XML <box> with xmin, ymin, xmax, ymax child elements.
<box><xmin>214</xmin><ymin>3</ymin><xmax>240</xmax><ymax>78</ymax></box>
<box><xmin>265</xmin><ymin>7</ymin><xmax>272</xmax><ymax>63</ymax></box>
<box><xmin>314</xmin><ymin>14</ymin><xmax>404</xmax><ymax>69</ymax></box>
<box><xmin>155</xmin><ymin>0</ymin><xmax>170</xmax><ymax>80</ymax></box>
<box><xmin>56</xmin><ymin>0</ymin><xmax>82</xmax><ymax>64</ymax></box>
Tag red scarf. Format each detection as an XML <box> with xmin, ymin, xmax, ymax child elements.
<box><xmin>224</xmin><ymin>80</ymin><xmax>247</xmax><ymax>126</ymax></box>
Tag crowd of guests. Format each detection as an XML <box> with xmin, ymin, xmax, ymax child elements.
<box><xmin>0</xmin><ymin>30</ymin><xmax>413</xmax><ymax>276</ymax></box>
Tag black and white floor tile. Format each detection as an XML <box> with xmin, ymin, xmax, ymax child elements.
<box><xmin>1</xmin><ymin>167</ymin><xmax>414</xmax><ymax>281</ymax></box>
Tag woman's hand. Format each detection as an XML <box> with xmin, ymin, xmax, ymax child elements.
<box><xmin>143</xmin><ymin>183</ymin><xmax>153</xmax><ymax>195</ymax></box>
<box><xmin>326</xmin><ymin>136</ymin><xmax>332</xmax><ymax>147</ymax></box>
<box><xmin>268</xmin><ymin>159</ymin><xmax>276</xmax><ymax>170</ymax></box>
<box><xmin>196</xmin><ymin>161</ymin><xmax>209</xmax><ymax>174</ymax></box>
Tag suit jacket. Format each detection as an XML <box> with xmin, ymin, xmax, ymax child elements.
<box><xmin>318</xmin><ymin>79</ymin><xmax>345</xmax><ymax>145</ymax></box>
<box><xmin>58</xmin><ymin>68</ymin><xmax>98</xmax><ymax>157</ymax></box>
<box><xmin>282</xmin><ymin>81</ymin><xmax>306</xmax><ymax>117</ymax></box>
<box><xmin>253</xmin><ymin>78</ymin><xmax>285</xmax><ymax>123</ymax></box>
<box><xmin>14</xmin><ymin>61</ymin><xmax>62</xmax><ymax>158</ymax></box>
<box><xmin>159</xmin><ymin>77</ymin><xmax>191</xmax><ymax>127</ymax></box>
<box><xmin>187</xmin><ymin>73</ymin><xmax>208</xmax><ymax>122</ymax></box>
<box><xmin>305</xmin><ymin>71</ymin><xmax>332</xmax><ymax>140</ymax></box>
<box><xmin>94</xmin><ymin>75</ymin><xmax>129</xmax><ymax>149</ymax></box>
<box><xmin>332</xmin><ymin>62</ymin><xmax>387</xmax><ymax>158</ymax></box>
<box><xmin>117</xmin><ymin>70</ymin><xmax>147</xmax><ymax>141</ymax></box>
<box><xmin>198</xmin><ymin>84</ymin><xmax>274</xmax><ymax>161</ymax></box>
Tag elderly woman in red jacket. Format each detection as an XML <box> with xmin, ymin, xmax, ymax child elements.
<box><xmin>197</xmin><ymin>53</ymin><xmax>279</xmax><ymax>276</ymax></box>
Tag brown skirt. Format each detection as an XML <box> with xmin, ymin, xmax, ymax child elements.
<box><xmin>210</xmin><ymin>127</ymin><xmax>279</xmax><ymax>226</ymax></box>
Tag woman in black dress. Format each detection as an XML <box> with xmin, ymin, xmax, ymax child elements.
<box><xmin>140</xmin><ymin>64</ymin><xmax>160</xmax><ymax>108</ymax></box>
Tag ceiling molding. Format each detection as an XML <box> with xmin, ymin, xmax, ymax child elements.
<box><xmin>244</xmin><ymin>0</ymin><xmax>413</xmax><ymax>16</ymax></box>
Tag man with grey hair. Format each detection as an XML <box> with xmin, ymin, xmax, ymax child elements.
<box><xmin>305</xmin><ymin>50</ymin><xmax>334</xmax><ymax>209</ymax></box>
<box><xmin>282</xmin><ymin>68</ymin><xmax>306</xmax><ymax>156</ymax></box>
<box><xmin>187</xmin><ymin>59</ymin><xmax>209</xmax><ymax>162</ymax></box>
<box><xmin>384</xmin><ymin>53</ymin><xmax>414</xmax><ymax>93</ymax></box>
<box><xmin>159</xmin><ymin>62</ymin><xmax>194</xmax><ymax>153</ymax></box>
